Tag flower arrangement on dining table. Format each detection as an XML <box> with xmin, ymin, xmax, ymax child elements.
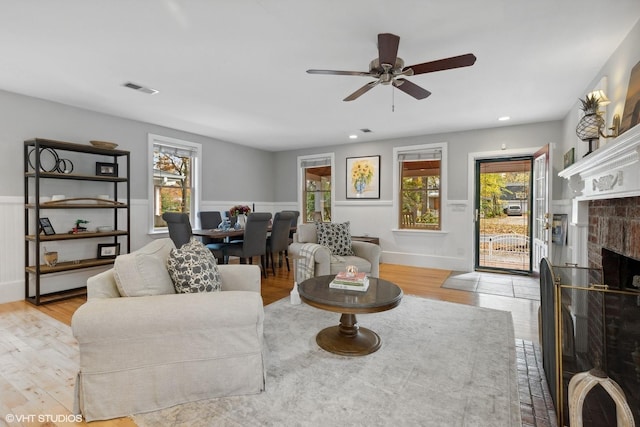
<box><xmin>229</xmin><ymin>205</ymin><xmax>251</xmax><ymax>216</ymax></box>
<box><xmin>351</xmin><ymin>159</ymin><xmax>375</xmax><ymax>194</ymax></box>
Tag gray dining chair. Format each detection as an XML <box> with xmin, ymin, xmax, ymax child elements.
<box><xmin>162</xmin><ymin>212</ymin><xmax>192</xmax><ymax>248</ymax></box>
<box><xmin>266</xmin><ymin>211</ymin><xmax>295</xmax><ymax>275</ymax></box>
<box><xmin>198</xmin><ymin>211</ymin><xmax>225</xmax><ymax>263</ymax></box>
<box><xmin>280</xmin><ymin>210</ymin><xmax>300</xmax><ymax>237</ymax></box>
<box><xmin>222</xmin><ymin>212</ymin><xmax>272</xmax><ymax>278</ymax></box>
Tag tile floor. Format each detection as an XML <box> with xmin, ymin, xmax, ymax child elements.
<box><xmin>442</xmin><ymin>270</ymin><xmax>541</xmax><ymax>300</ymax></box>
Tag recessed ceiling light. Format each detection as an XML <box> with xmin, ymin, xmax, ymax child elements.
<box><xmin>123</xmin><ymin>82</ymin><xmax>159</xmax><ymax>95</ymax></box>
<box><xmin>498</xmin><ymin>116</ymin><xmax>511</xmax><ymax>121</ymax></box>
<box><xmin>349</xmin><ymin>134</ymin><xmax>358</xmax><ymax>139</ymax></box>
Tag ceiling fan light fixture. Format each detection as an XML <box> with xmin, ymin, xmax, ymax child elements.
<box><xmin>308</xmin><ymin>33</ymin><xmax>476</xmax><ymax>102</ymax></box>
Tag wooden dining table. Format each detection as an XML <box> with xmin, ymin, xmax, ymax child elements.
<box><xmin>192</xmin><ymin>228</ymin><xmax>246</xmax><ymax>240</ymax></box>
<box><xmin>191</xmin><ymin>226</ymin><xmax>296</xmax><ymax>240</ymax></box>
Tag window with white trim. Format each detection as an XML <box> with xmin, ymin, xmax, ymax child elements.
<box><xmin>299</xmin><ymin>154</ymin><xmax>333</xmax><ymax>223</ymax></box>
<box><xmin>394</xmin><ymin>143</ymin><xmax>447</xmax><ymax>230</ymax></box>
<box><xmin>148</xmin><ymin>134</ymin><xmax>201</xmax><ymax>233</ymax></box>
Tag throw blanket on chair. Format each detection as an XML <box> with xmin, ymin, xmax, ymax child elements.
<box><xmin>297</xmin><ymin>243</ymin><xmax>322</xmax><ymax>282</ymax></box>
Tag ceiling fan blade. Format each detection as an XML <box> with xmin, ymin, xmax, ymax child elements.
<box><xmin>307</xmin><ymin>69</ymin><xmax>372</xmax><ymax>77</ymax></box>
<box><xmin>404</xmin><ymin>53</ymin><xmax>477</xmax><ymax>75</ymax></box>
<box><xmin>343</xmin><ymin>80</ymin><xmax>380</xmax><ymax>102</ymax></box>
<box><xmin>393</xmin><ymin>78</ymin><xmax>431</xmax><ymax>100</ymax></box>
<box><xmin>378</xmin><ymin>33</ymin><xmax>400</xmax><ymax>67</ymax></box>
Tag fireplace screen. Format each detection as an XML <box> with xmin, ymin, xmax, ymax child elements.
<box><xmin>541</xmin><ymin>261</ymin><xmax>640</xmax><ymax>426</ymax></box>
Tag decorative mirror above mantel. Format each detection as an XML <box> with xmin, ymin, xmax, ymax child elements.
<box><xmin>559</xmin><ymin>124</ymin><xmax>640</xmax><ymax>201</ymax></box>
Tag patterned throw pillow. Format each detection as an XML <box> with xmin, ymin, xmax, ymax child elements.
<box><xmin>167</xmin><ymin>237</ymin><xmax>222</xmax><ymax>293</ymax></box>
<box><xmin>315</xmin><ymin>221</ymin><xmax>355</xmax><ymax>256</ymax></box>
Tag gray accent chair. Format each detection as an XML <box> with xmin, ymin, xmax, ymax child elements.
<box><xmin>71</xmin><ymin>238</ymin><xmax>265</xmax><ymax>421</ymax></box>
<box><xmin>288</xmin><ymin>223</ymin><xmax>381</xmax><ymax>277</ymax></box>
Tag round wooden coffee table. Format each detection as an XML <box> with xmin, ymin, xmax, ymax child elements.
<box><xmin>298</xmin><ymin>275</ymin><xmax>403</xmax><ymax>356</ymax></box>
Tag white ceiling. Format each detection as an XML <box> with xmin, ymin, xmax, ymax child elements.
<box><xmin>2</xmin><ymin>1</ymin><xmax>639</xmax><ymax>152</ymax></box>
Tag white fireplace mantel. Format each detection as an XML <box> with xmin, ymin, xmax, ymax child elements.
<box><xmin>559</xmin><ymin>124</ymin><xmax>640</xmax><ymax>201</ymax></box>
<box><xmin>558</xmin><ymin>124</ymin><xmax>640</xmax><ymax>267</ymax></box>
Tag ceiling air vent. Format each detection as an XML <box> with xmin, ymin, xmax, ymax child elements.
<box><xmin>123</xmin><ymin>82</ymin><xmax>159</xmax><ymax>95</ymax></box>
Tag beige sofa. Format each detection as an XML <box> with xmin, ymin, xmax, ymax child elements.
<box><xmin>71</xmin><ymin>238</ymin><xmax>265</xmax><ymax>421</ymax></box>
<box><xmin>288</xmin><ymin>223</ymin><xmax>381</xmax><ymax>277</ymax></box>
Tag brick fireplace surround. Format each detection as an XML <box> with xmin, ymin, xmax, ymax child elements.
<box><xmin>588</xmin><ymin>196</ymin><xmax>640</xmax><ymax>271</ymax></box>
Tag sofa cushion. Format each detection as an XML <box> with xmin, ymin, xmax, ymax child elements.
<box><xmin>113</xmin><ymin>238</ymin><xmax>176</xmax><ymax>297</ymax></box>
<box><xmin>167</xmin><ymin>238</ymin><xmax>222</xmax><ymax>293</ymax></box>
<box><xmin>296</xmin><ymin>223</ymin><xmax>318</xmax><ymax>244</ymax></box>
<box><xmin>316</xmin><ymin>221</ymin><xmax>355</xmax><ymax>256</ymax></box>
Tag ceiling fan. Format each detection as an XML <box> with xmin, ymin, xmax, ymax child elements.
<box><xmin>307</xmin><ymin>33</ymin><xmax>476</xmax><ymax>102</ymax></box>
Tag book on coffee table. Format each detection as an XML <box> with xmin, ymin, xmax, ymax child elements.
<box><xmin>333</xmin><ymin>271</ymin><xmax>367</xmax><ymax>284</ymax></box>
<box><xmin>330</xmin><ymin>272</ymin><xmax>369</xmax><ymax>291</ymax></box>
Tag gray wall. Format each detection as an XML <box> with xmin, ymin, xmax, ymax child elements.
<box><xmin>274</xmin><ymin>121</ymin><xmax>563</xmax><ymax>202</ymax></box>
<box><xmin>0</xmin><ymin>89</ymin><xmax>275</xmax><ymax>201</ymax></box>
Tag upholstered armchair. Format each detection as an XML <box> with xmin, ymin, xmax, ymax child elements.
<box><xmin>288</xmin><ymin>222</ymin><xmax>381</xmax><ymax>278</ymax></box>
<box><xmin>71</xmin><ymin>238</ymin><xmax>265</xmax><ymax>421</ymax></box>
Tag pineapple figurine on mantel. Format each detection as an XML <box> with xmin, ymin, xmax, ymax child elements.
<box><xmin>575</xmin><ymin>93</ymin><xmax>604</xmax><ymax>157</ymax></box>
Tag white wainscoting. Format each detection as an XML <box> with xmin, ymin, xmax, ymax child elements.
<box><xmin>0</xmin><ymin>199</ymin><xmax>302</xmax><ymax>303</ymax></box>
<box><xmin>333</xmin><ymin>199</ymin><xmax>472</xmax><ymax>271</ymax></box>
<box><xmin>0</xmin><ymin>198</ymin><xmax>473</xmax><ymax>303</ymax></box>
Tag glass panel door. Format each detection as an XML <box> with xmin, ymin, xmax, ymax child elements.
<box><xmin>475</xmin><ymin>157</ymin><xmax>533</xmax><ymax>273</ymax></box>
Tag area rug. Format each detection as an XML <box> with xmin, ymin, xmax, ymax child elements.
<box><xmin>132</xmin><ymin>295</ymin><xmax>521</xmax><ymax>426</ymax></box>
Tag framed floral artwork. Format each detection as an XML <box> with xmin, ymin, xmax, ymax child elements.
<box><xmin>346</xmin><ymin>155</ymin><xmax>380</xmax><ymax>199</ymax></box>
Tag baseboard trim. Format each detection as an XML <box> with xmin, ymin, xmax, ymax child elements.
<box><xmin>382</xmin><ymin>251</ymin><xmax>467</xmax><ymax>271</ymax></box>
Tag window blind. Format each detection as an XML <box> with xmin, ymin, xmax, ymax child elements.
<box><xmin>154</xmin><ymin>143</ymin><xmax>197</xmax><ymax>158</ymax></box>
<box><xmin>301</xmin><ymin>156</ymin><xmax>331</xmax><ymax>168</ymax></box>
<box><xmin>398</xmin><ymin>149</ymin><xmax>442</xmax><ymax>162</ymax></box>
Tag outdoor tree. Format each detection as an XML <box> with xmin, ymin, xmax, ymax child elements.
<box><xmin>480</xmin><ymin>173</ymin><xmax>508</xmax><ymax>218</ymax></box>
<box><xmin>154</xmin><ymin>152</ymin><xmax>191</xmax><ymax>213</ymax></box>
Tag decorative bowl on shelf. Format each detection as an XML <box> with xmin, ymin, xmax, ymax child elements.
<box><xmin>96</xmin><ymin>226</ymin><xmax>113</xmax><ymax>233</ymax></box>
<box><xmin>90</xmin><ymin>140</ymin><xmax>118</xmax><ymax>149</ymax></box>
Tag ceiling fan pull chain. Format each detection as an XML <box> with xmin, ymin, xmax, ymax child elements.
<box><xmin>392</xmin><ymin>85</ymin><xmax>395</xmax><ymax>112</ymax></box>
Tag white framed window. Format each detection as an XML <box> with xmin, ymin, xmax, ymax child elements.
<box><xmin>298</xmin><ymin>153</ymin><xmax>334</xmax><ymax>223</ymax></box>
<box><xmin>393</xmin><ymin>142</ymin><xmax>448</xmax><ymax>231</ymax></box>
<box><xmin>148</xmin><ymin>134</ymin><xmax>202</xmax><ymax>233</ymax></box>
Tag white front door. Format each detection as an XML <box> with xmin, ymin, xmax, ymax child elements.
<box><xmin>532</xmin><ymin>144</ymin><xmax>552</xmax><ymax>272</ymax></box>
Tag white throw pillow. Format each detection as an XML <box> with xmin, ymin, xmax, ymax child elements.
<box><xmin>113</xmin><ymin>238</ymin><xmax>176</xmax><ymax>297</ymax></box>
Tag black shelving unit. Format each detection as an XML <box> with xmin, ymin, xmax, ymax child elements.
<box><xmin>24</xmin><ymin>138</ymin><xmax>130</xmax><ymax>305</ymax></box>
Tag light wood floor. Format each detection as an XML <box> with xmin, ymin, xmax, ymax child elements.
<box><xmin>1</xmin><ymin>262</ymin><xmax>539</xmax><ymax>426</ymax></box>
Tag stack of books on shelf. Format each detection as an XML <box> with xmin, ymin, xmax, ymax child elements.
<box><xmin>329</xmin><ymin>271</ymin><xmax>370</xmax><ymax>292</ymax></box>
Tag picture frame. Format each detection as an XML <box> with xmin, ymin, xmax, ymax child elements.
<box><xmin>563</xmin><ymin>148</ymin><xmax>575</xmax><ymax>169</ymax></box>
<box><xmin>346</xmin><ymin>155</ymin><xmax>380</xmax><ymax>199</ymax></box>
<box><xmin>97</xmin><ymin>243</ymin><xmax>120</xmax><ymax>259</ymax></box>
<box><xmin>620</xmin><ymin>60</ymin><xmax>640</xmax><ymax>135</ymax></box>
<box><xmin>96</xmin><ymin>162</ymin><xmax>118</xmax><ymax>177</ymax></box>
<box><xmin>38</xmin><ymin>217</ymin><xmax>56</xmax><ymax>235</ymax></box>
<box><xmin>551</xmin><ymin>214</ymin><xmax>568</xmax><ymax>245</ymax></box>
